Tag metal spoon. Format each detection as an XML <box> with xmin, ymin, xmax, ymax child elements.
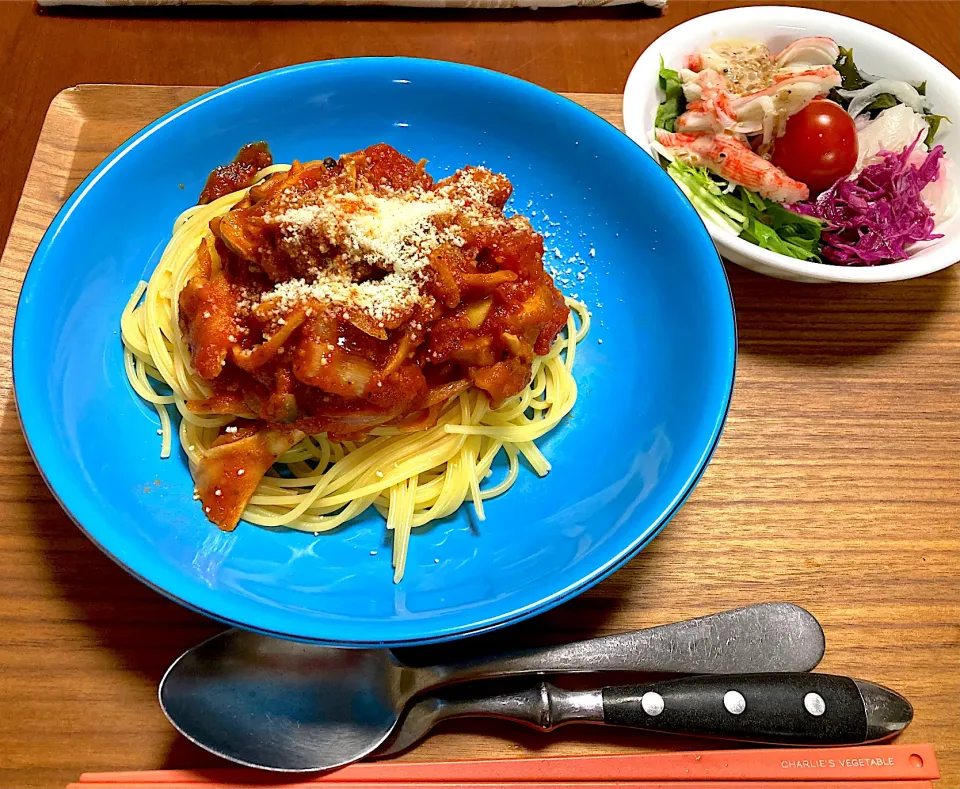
<box><xmin>159</xmin><ymin>602</ymin><xmax>824</xmax><ymax>772</ymax></box>
<box><xmin>375</xmin><ymin>674</ymin><xmax>912</xmax><ymax>757</ymax></box>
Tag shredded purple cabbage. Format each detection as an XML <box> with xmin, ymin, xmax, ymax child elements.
<box><xmin>792</xmin><ymin>134</ymin><xmax>945</xmax><ymax>265</ymax></box>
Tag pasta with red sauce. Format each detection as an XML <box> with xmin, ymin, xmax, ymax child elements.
<box><xmin>122</xmin><ymin>143</ymin><xmax>588</xmax><ymax>580</ymax></box>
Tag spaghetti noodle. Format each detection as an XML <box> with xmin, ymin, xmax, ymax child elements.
<box><xmin>121</xmin><ymin>144</ymin><xmax>588</xmax><ymax>581</ymax></box>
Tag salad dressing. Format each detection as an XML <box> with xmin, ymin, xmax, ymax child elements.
<box><xmin>699</xmin><ymin>39</ymin><xmax>777</xmax><ymax>96</ymax></box>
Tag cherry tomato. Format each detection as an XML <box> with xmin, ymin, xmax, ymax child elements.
<box><xmin>772</xmin><ymin>99</ymin><xmax>859</xmax><ymax>194</ymax></box>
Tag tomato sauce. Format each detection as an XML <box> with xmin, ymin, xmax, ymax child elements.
<box><xmin>198</xmin><ymin>142</ymin><xmax>274</xmax><ymax>204</ymax></box>
<box><xmin>180</xmin><ymin>143</ymin><xmax>568</xmax><ymax>527</ymax></box>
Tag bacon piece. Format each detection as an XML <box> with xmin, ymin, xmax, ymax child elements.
<box><xmin>361</xmin><ymin>143</ymin><xmax>434</xmax><ymax>191</ymax></box>
<box><xmin>436</xmin><ymin>166</ymin><xmax>513</xmax><ymax>208</ymax></box>
<box><xmin>198</xmin><ymin>142</ymin><xmax>273</xmax><ymax>204</ymax></box>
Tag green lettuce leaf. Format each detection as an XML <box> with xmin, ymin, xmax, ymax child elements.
<box><xmin>664</xmin><ymin>160</ymin><xmax>824</xmax><ymax>262</ymax></box>
<box><xmin>654</xmin><ymin>57</ymin><xmax>687</xmax><ymax>132</ymax></box>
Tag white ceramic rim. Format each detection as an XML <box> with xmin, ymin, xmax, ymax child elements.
<box><xmin>623</xmin><ymin>5</ymin><xmax>960</xmax><ymax>283</ymax></box>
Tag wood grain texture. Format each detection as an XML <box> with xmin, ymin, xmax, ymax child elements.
<box><xmin>0</xmin><ymin>83</ymin><xmax>958</xmax><ymax>789</ymax></box>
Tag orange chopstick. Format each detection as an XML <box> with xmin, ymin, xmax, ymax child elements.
<box><xmin>74</xmin><ymin>744</ymin><xmax>938</xmax><ymax>784</ymax></box>
<box><xmin>68</xmin><ymin>782</ymin><xmax>935</xmax><ymax>789</ymax></box>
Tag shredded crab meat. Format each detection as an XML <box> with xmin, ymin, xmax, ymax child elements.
<box><xmin>677</xmin><ymin>37</ymin><xmax>841</xmax><ymax>140</ymax></box>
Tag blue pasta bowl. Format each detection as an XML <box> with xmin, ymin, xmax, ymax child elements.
<box><xmin>13</xmin><ymin>59</ymin><xmax>735</xmax><ymax>646</ymax></box>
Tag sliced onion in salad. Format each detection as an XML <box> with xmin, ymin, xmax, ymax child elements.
<box><xmin>855</xmin><ymin>104</ymin><xmax>930</xmax><ymax>171</ymax></box>
<box><xmin>838</xmin><ymin>79</ymin><xmax>929</xmax><ymax>120</ymax></box>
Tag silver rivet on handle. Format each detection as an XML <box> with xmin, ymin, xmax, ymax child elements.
<box><xmin>641</xmin><ymin>692</ymin><xmax>664</xmax><ymax>716</ymax></box>
<box><xmin>723</xmin><ymin>690</ymin><xmax>747</xmax><ymax>715</ymax></box>
<box><xmin>804</xmin><ymin>692</ymin><xmax>826</xmax><ymax>716</ymax></box>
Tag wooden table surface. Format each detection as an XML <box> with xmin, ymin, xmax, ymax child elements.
<box><xmin>1</xmin><ymin>2</ymin><xmax>959</xmax><ymax>788</ymax></box>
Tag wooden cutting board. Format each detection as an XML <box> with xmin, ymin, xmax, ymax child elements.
<box><xmin>0</xmin><ymin>85</ymin><xmax>957</xmax><ymax>789</ymax></box>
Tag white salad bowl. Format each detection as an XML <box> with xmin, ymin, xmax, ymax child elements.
<box><xmin>623</xmin><ymin>5</ymin><xmax>960</xmax><ymax>283</ymax></box>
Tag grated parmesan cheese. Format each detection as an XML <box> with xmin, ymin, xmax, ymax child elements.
<box><xmin>257</xmin><ymin>169</ymin><xmax>507</xmax><ymax>326</ymax></box>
